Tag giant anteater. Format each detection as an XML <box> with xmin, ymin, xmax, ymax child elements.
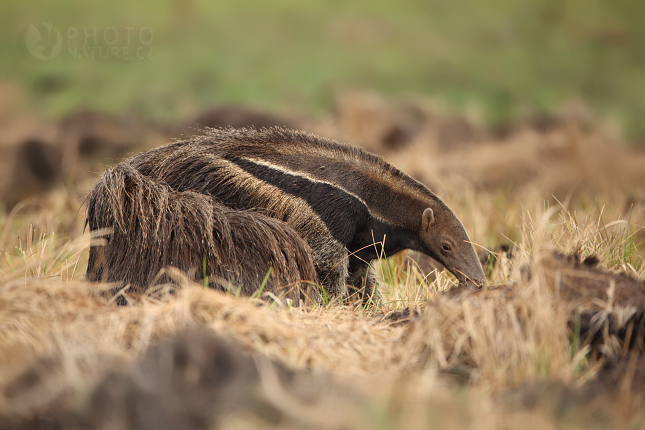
<box><xmin>86</xmin><ymin>127</ymin><xmax>486</xmax><ymax>303</ymax></box>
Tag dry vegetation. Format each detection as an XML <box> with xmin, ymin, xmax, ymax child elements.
<box><xmin>1</xmin><ymin>90</ymin><xmax>645</xmax><ymax>429</ymax></box>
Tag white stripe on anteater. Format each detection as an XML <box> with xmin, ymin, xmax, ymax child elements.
<box><xmin>235</xmin><ymin>156</ymin><xmax>395</xmax><ymax>225</ymax></box>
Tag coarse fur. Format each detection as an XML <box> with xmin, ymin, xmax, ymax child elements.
<box><xmin>86</xmin><ymin>127</ymin><xmax>486</xmax><ymax>302</ymax></box>
<box><xmin>86</xmin><ymin>163</ymin><xmax>318</xmax><ymax>303</ymax></box>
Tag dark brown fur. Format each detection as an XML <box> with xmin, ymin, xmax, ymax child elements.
<box><xmin>86</xmin><ymin>163</ymin><xmax>318</xmax><ymax>302</ymax></box>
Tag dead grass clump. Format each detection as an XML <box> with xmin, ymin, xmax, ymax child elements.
<box><xmin>0</xmin><ymin>274</ymin><xmax>411</xmax><ymax>384</ymax></box>
<box><xmin>407</xmin><ymin>281</ymin><xmax>578</xmax><ymax>389</ymax></box>
<box><xmin>2</xmin><ymin>328</ymin><xmax>483</xmax><ymax>430</ymax></box>
<box><xmin>0</xmin><ymin>277</ymin><xmax>413</xmax><ymax>428</ymax></box>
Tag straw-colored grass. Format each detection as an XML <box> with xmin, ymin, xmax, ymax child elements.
<box><xmin>2</xmin><ymin>125</ymin><xmax>645</xmax><ymax>428</ymax></box>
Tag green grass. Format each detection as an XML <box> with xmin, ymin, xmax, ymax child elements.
<box><xmin>3</xmin><ymin>0</ymin><xmax>645</xmax><ymax>137</ymax></box>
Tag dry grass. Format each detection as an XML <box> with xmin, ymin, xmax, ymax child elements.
<box><xmin>2</xmin><ymin>109</ymin><xmax>645</xmax><ymax>428</ymax></box>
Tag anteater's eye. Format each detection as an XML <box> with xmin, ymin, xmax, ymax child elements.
<box><xmin>441</xmin><ymin>244</ymin><xmax>451</xmax><ymax>253</ymax></box>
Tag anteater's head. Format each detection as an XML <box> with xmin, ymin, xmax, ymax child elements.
<box><xmin>419</xmin><ymin>206</ymin><xmax>487</xmax><ymax>288</ymax></box>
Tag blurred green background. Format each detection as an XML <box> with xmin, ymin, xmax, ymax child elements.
<box><xmin>2</xmin><ymin>0</ymin><xmax>645</xmax><ymax>138</ymax></box>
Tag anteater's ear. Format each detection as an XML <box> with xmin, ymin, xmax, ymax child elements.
<box><xmin>422</xmin><ymin>207</ymin><xmax>435</xmax><ymax>232</ymax></box>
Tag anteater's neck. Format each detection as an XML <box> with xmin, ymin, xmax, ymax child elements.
<box><xmin>348</xmin><ymin>216</ymin><xmax>421</xmax><ymax>261</ymax></box>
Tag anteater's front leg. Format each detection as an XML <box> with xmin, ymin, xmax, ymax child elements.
<box><xmin>310</xmin><ymin>242</ymin><xmax>349</xmax><ymax>302</ymax></box>
<box><xmin>347</xmin><ymin>256</ymin><xmax>378</xmax><ymax>304</ymax></box>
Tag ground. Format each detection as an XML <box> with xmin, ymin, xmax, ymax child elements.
<box><xmin>1</xmin><ymin>92</ymin><xmax>645</xmax><ymax>428</ymax></box>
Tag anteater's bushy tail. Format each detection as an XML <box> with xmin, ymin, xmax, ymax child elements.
<box><xmin>85</xmin><ymin>164</ymin><xmax>318</xmax><ymax>302</ymax></box>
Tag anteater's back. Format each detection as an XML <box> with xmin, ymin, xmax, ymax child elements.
<box><xmin>128</xmin><ymin>127</ymin><xmax>442</xmax><ymax>232</ymax></box>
